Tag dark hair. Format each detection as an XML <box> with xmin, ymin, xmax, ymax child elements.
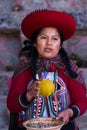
<box><xmin>18</xmin><ymin>40</ymin><xmax>32</xmax><ymax>59</ymax></box>
<box><xmin>30</xmin><ymin>29</ymin><xmax>43</xmax><ymax>80</ymax></box>
<box><xmin>30</xmin><ymin>28</ymin><xmax>77</xmax><ymax>80</ymax></box>
<box><xmin>59</xmin><ymin>47</ymin><xmax>77</xmax><ymax>78</ymax></box>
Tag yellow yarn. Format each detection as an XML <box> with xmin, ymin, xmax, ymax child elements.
<box><xmin>38</xmin><ymin>79</ymin><xmax>55</xmax><ymax>97</ymax></box>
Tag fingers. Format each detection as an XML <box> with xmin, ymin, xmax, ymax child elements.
<box><xmin>58</xmin><ymin>112</ymin><xmax>69</xmax><ymax>124</ymax></box>
<box><xmin>30</xmin><ymin>80</ymin><xmax>40</xmax><ymax>93</ymax></box>
<box><xmin>26</xmin><ymin>80</ymin><xmax>40</xmax><ymax>101</ymax></box>
<box><xmin>58</xmin><ymin>108</ymin><xmax>73</xmax><ymax>124</ymax></box>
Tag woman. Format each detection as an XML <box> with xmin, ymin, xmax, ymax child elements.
<box><xmin>7</xmin><ymin>40</ymin><xmax>32</xmax><ymax>130</ymax></box>
<box><xmin>7</xmin><ymin>10</ymin><xmax>87</xmax><ymax>130</ymax></box>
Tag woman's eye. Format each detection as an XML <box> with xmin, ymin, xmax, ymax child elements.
<box><xmin>53</xmin><ymin>37</ymin><xmax>58</xmax><ymax>40</ymax></box>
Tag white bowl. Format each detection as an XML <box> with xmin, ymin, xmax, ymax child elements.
<box><xmin>23</xmin><ymin>117</ymin><xmax>64</xmax><ymax>130</ymax></box>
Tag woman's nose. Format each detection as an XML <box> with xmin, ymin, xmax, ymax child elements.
<box><xmin>47</xmin><ymin>38</ymin><xmax>52</xmax><ymax>45</ymax></box>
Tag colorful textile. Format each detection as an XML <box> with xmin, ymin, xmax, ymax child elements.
<box><xmin>19</xmin><ymin>72</ymin><xmax>71</xmax><ymax>121</ymax></box>
<box><xmin>7</xmin><ymin>62</ymin><xmax>87</xmax><ymax>130</ymax></box>
<box><xmin>13</xmin><ymin>56</ymin><xmax>85</xmax><ymax>86</ymax></box>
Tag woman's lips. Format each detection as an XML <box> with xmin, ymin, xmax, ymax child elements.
<box><xmin>44</xmin><ymin>48</ymin><xmax>52</xmax><ymax>52</ymax></box>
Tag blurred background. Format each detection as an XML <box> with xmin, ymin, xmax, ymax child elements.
<box><xmin>0</xmin><ymin>0</ymin><xmax>87</xmax><ymax>130</ymax></box>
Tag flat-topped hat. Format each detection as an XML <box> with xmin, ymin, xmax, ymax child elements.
<box><xmin>21</xmin><ymin>9</ymin><xmax>76</xmax><ymax>41</ymax></box>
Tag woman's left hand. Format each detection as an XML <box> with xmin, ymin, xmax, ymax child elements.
<box><xmin>58</xmin><ymin>108</ymin><xmax>73</xmax><ymax>124</ymax></box>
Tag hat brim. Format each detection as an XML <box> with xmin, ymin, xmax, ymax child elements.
<box><xmin>21</xmin><ymin>10</ymin><xmax>76</xmax><ymax>41</ymax></box>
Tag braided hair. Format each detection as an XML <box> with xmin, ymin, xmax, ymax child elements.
<box><xmin>30</xmin><ymin>29</ymin><xmax>43</xmax><ymax>80</ymax></box>
<box><xmin>59</xmin><ymin>47</ymin><xmax>77</xmax><ymax>78</ymax></box>
<box><xmin>58</xmin><ymin>30</ymin><xmax>77</xmax><ymax>78</ymax></box>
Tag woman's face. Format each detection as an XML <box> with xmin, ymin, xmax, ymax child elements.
<box><xmin>34</xmin><ymin>27</ymin><xmax>61</xmax><ymax>58</ymax></box>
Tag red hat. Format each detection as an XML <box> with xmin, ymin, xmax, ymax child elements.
<box><xmin>21</xmin><ymin>10</ymin><xmax>76</xmax><ymax>41</ymax></box>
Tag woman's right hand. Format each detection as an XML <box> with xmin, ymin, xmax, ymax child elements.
<box><xmin>26</xmin><ymin>80</ymin><xmax>40</xmax><ymax>101</ymax></box>
<box><xmin>58</xmin><ymin>108</ymin><xmax>73</xmax><ymax>124</ymax></box>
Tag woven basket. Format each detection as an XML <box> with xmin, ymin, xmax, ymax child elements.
<box><xmin>23</xmin><ymin>117</ymin><xmax>64</xmax><ymax>130</ymax></box>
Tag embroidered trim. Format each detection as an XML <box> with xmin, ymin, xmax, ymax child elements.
<box><xmin>25</xmin><ymin>95</ymin><xmax>45</xmax><ymax>119</ymax></box>
<box><xmin>71</xmin><ymin>105</ymin><xmax>80</xmax><ymax>116</ymax></box>
<box><xmin>18</xmin><ymin>94</ymin><xmax>29</xmax><ymax>108</ymax></box>
<box><xmin>48</xmin><ymin>76</ymin><xmax>71</xmax><ymax>116</ymax></box>
<box><xmin>38</xmin><ymin>96</ymin><xmax>45</xmax><ymax>116</ymax></box>
<box><xmin>21</xmin><ymin>71</ymin><xmax>71</xmax><ymax>120</ymax></box>
<box><xmin>49</xmin><ymin>94</ymin><xmax>58</xmax><ymax>116</ymax></box>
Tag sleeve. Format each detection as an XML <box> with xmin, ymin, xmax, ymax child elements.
<box><xmin>67</xmin><ymin>77</ymin><xmax>87</xmax><ymax>118</ymax></box>
<box><xmin>7</xmin><ymin>69</ymin><xmax>31</xmax><ymax>113</ymax></box>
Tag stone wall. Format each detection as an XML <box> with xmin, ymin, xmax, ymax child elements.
<box><xmin>63</xmin><ymin>31</ymin><xmax>87</xmax><ymax>67</ymax></box>
<box><xmin>0</xmin><ymin>0</ymin><xmax>87</xmax><ymax>30</ymax></box>
<box><xmin>0</xmin><ymin>0</ymin><xmax>87</xmax><ymax>94</ymax></box>
<box><xmin>0</xmin><ymin>0</ymin><xmax>87</xmax><ymax>67</ymax></box>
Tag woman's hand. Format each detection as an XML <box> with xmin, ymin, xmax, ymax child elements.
<box><xmin>58</xmin><ymin>108</ymin><xmax>73</xmax><ymax>124</ymax></box>
<box><xmin>26</xmin><ymin>80</ymin><xmax>40</xmax><ymax>102</ymax></box>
